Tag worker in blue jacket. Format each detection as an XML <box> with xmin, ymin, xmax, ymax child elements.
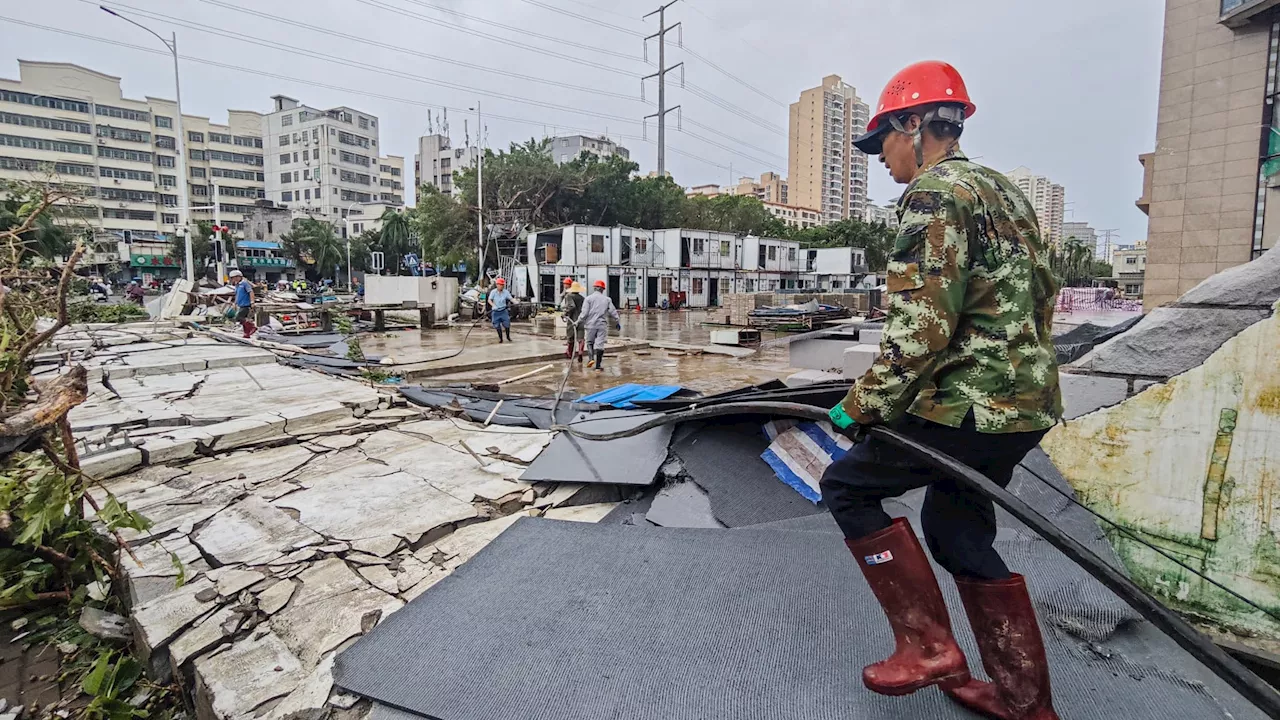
<box><xmin>488</xmin><ymin>277</ymin><xmax>514</xmax><ymax>343</ymax></box>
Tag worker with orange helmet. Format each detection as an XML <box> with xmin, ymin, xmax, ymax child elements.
<box><xmin>559</xmin><ymin>276</ymin><xmax>586</xmax><ymax>361</ymax></box>
<box><xmin>579</xmin><ymin>278</ymin><xmax>620</xmax><ymax>371</ymax></box>
<box><xmin>488</xmin><ymin>277</ymin><xmax>514</xmax><ymax>343</ymax></box>
<box><xmin>819</xmin><ymin>61</ymin><xmax>1062</xmax><ymax>720</ymax></box>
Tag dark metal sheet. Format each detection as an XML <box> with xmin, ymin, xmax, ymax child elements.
<box><xmin>335</xmin><ymin>518</ymin><xmax>1265</xmax><ymax>720</ymax></box>
<box><xmin>519</xmin><ymin>410</ymin><xmax>672</xmax><ymax>486</ymax></box>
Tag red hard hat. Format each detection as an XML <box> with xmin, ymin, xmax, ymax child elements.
<box><xmin>495</xmin><ymin>277</ymin><xmax>506</xmax><ymax>285</ymax></box>
<box><xmin>563</xmin><ymin>277</ymin><xmax>574</xmax><ymax>286</ymax></box>
<box><xmin>853</xmin><ymin>61</ymin><xmax>976</xmax><ymax>154</ymax></box>
<box><xmin>593</xmin><ymin>280</ymin><xmax>606</xmax><ymax>289</ymax></box>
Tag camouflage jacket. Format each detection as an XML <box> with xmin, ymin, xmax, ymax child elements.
<box><xmin>839</xmin><ymin>146</ymin><xmax>1062</xmax><ymax>433</ymax></box>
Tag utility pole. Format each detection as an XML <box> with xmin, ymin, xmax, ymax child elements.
<box><xmin>470</xmin><ymin>102</ymin><xmax>484</xmax><ymax>284</ymax></box>
<box><xmin>1099</xmin><ymin>229</ymin><xmax>1120</xmax><ymax>263</ymax></box>
<box><xmin>213</xmin><ymin>182</ymin><xmax>225</xmax><ymax>284</ymax></box>
<box><xmin>643</xmin><ymin>0</ymin><xmax>682</xmax><ymax>177</ymax></box>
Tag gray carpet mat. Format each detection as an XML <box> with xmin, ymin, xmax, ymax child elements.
<box><xmin>520</xmin><ymin>410</ymin><xmax>672</xmax><ymax>486</ymax></box>
<box><xmin>672</xmin><ymin>422</ymin><xmax>827</xmax><ymax>527</ymax></box>
<box><xmin>335</xmin><ymin>518</ymin><xmax>1264</xmax><ymax>720</ymax></box>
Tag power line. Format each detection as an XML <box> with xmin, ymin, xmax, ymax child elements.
<box><xmin>381</xmin><ymin>0</ymin><xmax>647</xmax><ymax>65</ymax></box>
<box><xmin>681</xmin><ymin>45</ymin><xmax>786</xmax><ymax>108</ymax></box>
<box><xmin>145</xmin><ymin>0</ymin><xmax>644</xmax><ymax>102</ymax></box>
<box><xmin>102</xmin><ymin>0</ymin><xmax>787</xmax><ymax>171</ymax></box>
<box><xmin>516</xmin><ymin>0</ymin><xmax>644</xmax><ymax>36</ymax></box>
<box><xmin>1</xmin><ymin>15</ymin><xmax>755</xmax><ymax>179</ymax></box>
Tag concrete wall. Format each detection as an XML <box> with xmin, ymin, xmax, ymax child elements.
<box><xmin>1144</xmin><ymin>0</ymin><xmax>1271</xmax><ymax>310</ymax></box>
<box><xmin>364</xmin><ymin>276</ymin><xmax>458</xmax><ymax>313</ymax></box>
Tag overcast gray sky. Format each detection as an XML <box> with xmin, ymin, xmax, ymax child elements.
<box><xmin>2</xmin><ymin>0</ymin><xmax>1163</xmax><ymax>245</ymax></box>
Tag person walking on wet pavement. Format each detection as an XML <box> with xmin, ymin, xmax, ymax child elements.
<box><xmin>488</xmin><ymin>277</ymin><xmax>514</xmax><ymax>343</ymax></box>
<box><xmin>230</xmin><ymin>269</ymin><xmax>257</xmax><ymax>338</ymax></box>
<box><xmin>559</xmin><ymin>277</ymin><xmax>586</xmax><ymax>362</ymax></box>
<box><xmin>820</xmin><ymin>61</ymin><xmax>1062</xmax><ymax>720</ymax></box>
<box><xmin>580</xmin><ymin>279</ymin><xmax>620</xmax><ymax>371</ymax></box>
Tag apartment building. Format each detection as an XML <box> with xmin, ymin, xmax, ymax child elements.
<box><xmin>1137</xmin><ymin>0</ymin><xmax>1278</xmax><ymax>309</ymax></box>
<box><xmin>863</xmin><ymin>202</ymin><xmax>900</xmax><ymax>229</ymax></box>
<box><xmin>549</xmin><ymin>134</ymin><xmax>630</xmax><ymax>164</ymax></box>
<box><xmin>1062</xmin><ymin>221</ymin><xmax>1099</xmax><ymax>256</ymax></box>
<box><xmin>0</xmin><ymin>61</ymin><xmax>265</xmax><ymax>277</ymax></box>
<box><xmin>726</xmin><ymin>171</ymin><xmax>788</xmax><ymax>204</ymax></box>
<box><xmin>414</xmin><ymin>133</ymin><xmax>478</xmax><ymax>198</ymax></box>
<box><xmin>1109</xmin><ymin>240</ymin><xmax>1148</xmax><ymax>298</ymax></box>
<box><xmin>1007</xmin><ymin>166</ymin><xmax>1066</xmax><ymax>246</ymax></box>
<box><xmin>685</xmin><ymin>183</ymin><xmax>721</xmax><ymax>197</ymax></box>
<box><xmin>375</xmin><ymin>155</ymin><xmax>404</xmax><ymax>207</ymax></box>
<box><xmin>263</xmin><ymin>96</ymin><xmax>381</xmax><ymax>223</ymax></box>
<box><xmin>788</xmin><ymin>75</ymin><xmax>870</xmax><ymax>223</ymax></box>
<box><xmin>763</xmin><ymin>201</ymin><xmax>824</xmax><ymax>230</ymax></box>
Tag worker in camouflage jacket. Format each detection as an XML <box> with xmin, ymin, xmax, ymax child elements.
<box><xmin>820</xmin><ymin>61</ymin><xmax>1062</xmax><ymax>720</ymax></box>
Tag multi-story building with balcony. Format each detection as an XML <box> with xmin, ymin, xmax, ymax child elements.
<box><xmin>414</xmin><ymin>133</ymin><xmax>478</xmax><ymax>198</ymax></box>
<box><xmin>0</xmin><ymin>61</ymin><xmax>264</xmax><ymax>280</ymax></box>
<box><xmin>788</xmin><ymin>75</ymin><xmax>870</xmax><ymax>223</ymax></box>
<box><xmin>549</xmin><ymin>134</ymin><xmax>629</xmax><ymax>164</ymax></box>
<box><xmin>263</xmin><ymin>96</ymin><xmax>381</xmax><ymax>225</ymax></box>
<box><xmin>1007</xmin><ymin>167</ymin><xmax>1066</xmax><ymax>246</ymax></box>
<box><xmin>374</xmin><ymin>155</ymin><xmax>404</xmax><ymax>207</ymax></box>
<box><xmin>763</xmin><ymin>201</ymin><xmax>824</xmax><ymax>230</ymax></box>
<box><xmin>726</xmin><ymin>171</ymin><xmax>788</xmax><ymax>205</ymax></box>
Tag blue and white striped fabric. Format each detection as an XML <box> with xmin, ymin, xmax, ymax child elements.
<box><xmin>759</xmin><ymin>421</ymin><xmax>854</xmax><ymax>504</ymax></box>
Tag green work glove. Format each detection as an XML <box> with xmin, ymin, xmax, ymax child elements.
<box><xmin>828</xmin><ymin>403</ymin><xmax>856</xmax><ymax>430</ymax></box>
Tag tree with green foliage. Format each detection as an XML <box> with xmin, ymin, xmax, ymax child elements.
<box><xmin>167</xmin><ymin>220</ymin><xmax>236</xmax><ymax>276</ymax></box>
<box><xmin>0</xmin><ymin>196</ymin><xmax>74</xmax><ymax>263</ymax></box>
<box><xmin>410</xmin><ymin>185</ymin><xmax>475</xmax><ymax>271</ymax></box>
<box><xmin>281</xmin><ymin>217</ymin><xmax>344</xmax><ymax>281</ymax></box>
<box><xmin>1051</xmin><ymin>235</ymin><xmax>1098</xmax><ymax>287</ymax></box>
<box><xmin>792</xmin><ymin>218</ymin><xmax>897</xmax><ymax>271</ymax></box>
<box><xmin>376</xmin><ymin>208</ymin><xmax>415</xmax><ymax>274</ymax></box>
<box><xmin>681</xmin><ymin>193</ymin><xmax>791</xmax><ymax>236</ymax></box>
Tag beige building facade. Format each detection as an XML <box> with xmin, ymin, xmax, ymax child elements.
<box><xmin>0</xmin><ymin>61</ymin><xmax>265</xmax><ymax>276</ymax></box>
<box><xmin>726</xmin><ymin>171</ymin><xmax>788</xmax><ymax>205</ymax></box>
<box><xmin>788</xmin><ymin>75</ymin><xmax>870</xmax><ymax>223</ymax></box>
<box><xmin>1006</xmin><ymin>167</ymin><xmax>1066</xmax><ymax>246</ymax></box>
<box><xmin>763</xmin><ymin>201</ymin><xmax>824</xmax><ymax>230</ymax></box>
<box><xmin>1140</xmin><ymin>0</ymin><xmax>1279</xmax><ymax>309</ymax></box>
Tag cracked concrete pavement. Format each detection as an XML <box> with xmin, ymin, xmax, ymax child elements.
<box><xmin>61</xmin><ymin>323</ymin><xmax>621</xmax><ymax>720</ymax></box>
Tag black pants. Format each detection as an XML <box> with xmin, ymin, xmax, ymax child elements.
<box><xmin>819</xmin><ymin>412</ymin><xmax>1047</xmax><ymax>580</ymax></box>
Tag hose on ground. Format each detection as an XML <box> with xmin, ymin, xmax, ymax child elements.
<box><xmin>555</xmin><ymin>401</ymin><xmax>1280</xmax><ymax>719</ymax></box>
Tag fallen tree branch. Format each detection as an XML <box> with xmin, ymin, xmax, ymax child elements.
<box><xmin>15</xmin><ymin>243</ymin><xmax>85</xmax><ymax>361</ymax></box>
<box><xmin>0</xmin><ymin>365</ymin><xmax>88</xmax><ymax>444</ymax></box>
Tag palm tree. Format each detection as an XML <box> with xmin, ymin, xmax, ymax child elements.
<box><xmin>281</xmin><ymin>217</ymin><xmax>343</xmax><ymax>280</ymax></box>
<box><xmin>378</xmin><ymin>208</ymin><xmax>413</xmax><ymax>274</ymax></box>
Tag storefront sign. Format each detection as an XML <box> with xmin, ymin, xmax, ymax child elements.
<box><xmin>131</xmin><ymin>253</ymin><xmax>177</xmax><ymax>268</ymax></box>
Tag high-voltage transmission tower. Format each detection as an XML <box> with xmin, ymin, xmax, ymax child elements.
<box><xmin>643</xmin><ymin>0</ymin><xmax>683</xmax><ymax>177</ymax></box>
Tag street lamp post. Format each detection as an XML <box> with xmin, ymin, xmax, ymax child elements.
<box><xmin>100</xmin><ymin>6</ymin><xmax>194</xmax><ymax>283</ymax></box>
<box><xmin>469</xmin><ymin>102</ymin><xmax>483</xmax><ymax>285</ymax></box>
<box><xmin>343</xmin><ymin>201</ymin><xmax>360</xmax><ymax>287</ymax></box>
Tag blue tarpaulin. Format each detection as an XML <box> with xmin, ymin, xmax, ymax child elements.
<box><xmin>581</xmin><ymin>383</ymin><xmax>684</xmax><ymax>409</ymax></box>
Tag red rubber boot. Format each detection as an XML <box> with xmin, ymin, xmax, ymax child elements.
<box><xmin>846</xmin><ymin>518</ymin><xmax>971</xmax><ymax>695</ymax></box>
<box><xmin>944</xmin><ymin>574</ymin><xmax>1059</xmax><ymax>720</ymax></box>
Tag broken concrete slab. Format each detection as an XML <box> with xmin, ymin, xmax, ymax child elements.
<box><xmin>275</xmin><ymin>400</ymin><xmax>355</xmax><ymax>435</ymax></box>
<box><xmin>784</xmin><ymin>369</ymin><xmax>843</xmax><ymax>388</ymax></box>
<box><xmin>131</xmin><ymin>578</ymin><xmax>220</xmax><ymax>655</ymax></box>
<box><xmin>274</xmin><ymin>471</ymin><xmax>479</xmax><ymax>542</ymax></box>
<box><xmin>193</xmin><ymin>631</ymin><xmax>306</xmax><ymax>720</ymax></box>
<box><xmin>396</xmin><ymin>420</ymin><xmax>553</xmax><ymax>463</ymax></box>
<box><xmin>204</xmin><ymin>414</ymin><xmax>287</xmax><ymax>452</ymax></box>
<box><xmin>259</xmin><ymin>578</ymin><xmax>297</xmax><ymax>615</ymax></box>
<box><xmin>81</xmin><ymin>448</ymin><xmax>143</xmax><ymax>480</ymax></box>
<box><xmin>541</xmin><ymin>503</ymin><xmax>619</xmax><ymax>523</ymax></box>
<box><xmin>350</xmin><ymin>536</ymin><xmax>403</xmax><ymax>558</ymax></box>
<box><xmin>266</xmin><ymin>652</ymin><xmax>336</xmax><ymax>720</ymax></box>
<box><xmin>168</xmin><ymin>606</ymin><xmax>243</xmax><ymax>668</ymax></box>
<box><xmin>210</xmin><ymin>568</ymin><xmax>267</xmax><ymax>597</ymax></box>
<box><xmin>421</xmin><ymin>513</ymin><xmax>526</xmax><ymax>571</ymax></box>
<box><xmin>184</xmin><ymin>444</ymin><xmax>316</xmax><ymax>488</ymax></box>
<box><xmin>140</xmin><ymin>436</ymin><xmax>200</xmax><ymax>465</ymax></box>
<box><xmin>80</xmin><ymin>607</ymin><xmax>130</xmax><ymax>640</ymax></box>
<box><xmin>269</xmin><ymin>558</ymin><xmax>403</xmax><ymax>666</ymax></box>
<box><xmin>190</xmin><ymin>496</ymin><xmax>324</xmax><ymax>566</ymax></box>
<box><xmin>316</xmin><ymin>434</ymin><xmax>363</xmax><ymax>451</ymax></box>
<box><xmin>358</xmin><ymin>566</ymin><xmax>399</xmax><ymax>595</ymax></box>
